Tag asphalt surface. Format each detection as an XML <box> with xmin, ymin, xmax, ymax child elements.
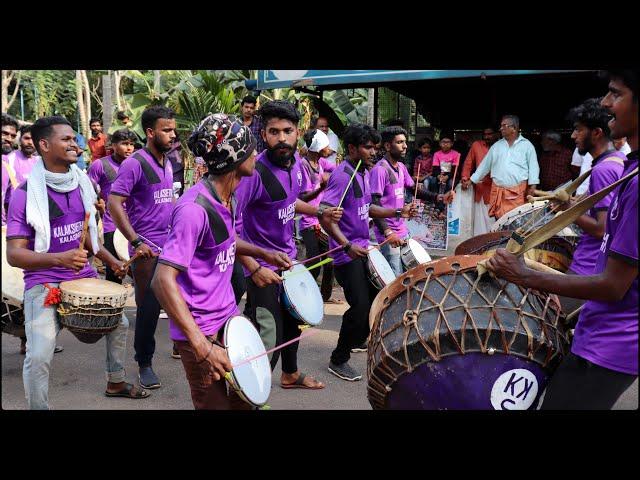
<box><xmin>2</xmin><ymin>285</ymin><xmax>637</xmax><ymax>411</ymax></box>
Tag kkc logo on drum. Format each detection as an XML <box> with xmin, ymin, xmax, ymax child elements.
<box><xmin>490</xmin><ymin>369</ymin><xmax>538</xmax><ymax>410</ymax></box>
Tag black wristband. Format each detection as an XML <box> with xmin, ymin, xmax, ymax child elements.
<box><xmin>250</xmin><ymin>265</ymin><xmax>262</xmax><ymax>276</ymax></box>
<box><xmin>395</xmin><ymin>208</ymin><xmax>402</xmax><ymax>219</ymax></box>
<box><xmin>343</xmin><ymin>242</ymin><xmax>352</xmax><ymax>252</ymax></box>
<box><xmin>316</xmin><ymin>206</ymin><xmax>325</xmax><ymax>219</ymax></box>
<box><xmin>131</xmin><ymin>237</ymin><xmax>143</xmax><ymax>248</ymax></box>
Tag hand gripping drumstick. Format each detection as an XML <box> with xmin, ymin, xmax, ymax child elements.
<box><xmin>280</xmin><ymin>257</ymin><xmax>333</xmax><ymax>280</ymax></box>
<box><xmin>413</xmin><ymin>164</ymin><xmax>421</xmax><ymax>202</ymax></box>
<box><xmin>75</xmin><ymin>212</ymin><xmax>91</xmax><ymax>275</ymax></box>
<box><xmin>526</xmin><ymin>168</ymin><xmax>593</xmax><ymax>203</ymax></box>
<box><xmin>478</xmin><ymin>167</ymin><xmax>639</xmax><ymax>276</ymax></box>
<box><xmin>337</xmin><ymin>159</ymin><xmax>363</xmax><ymax>209</ymax></box>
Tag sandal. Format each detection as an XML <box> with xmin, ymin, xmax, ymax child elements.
<box><xmin>323</xmin><ymin>298</ymin><xmax>344</xmax><ymax>305</ymax></box>
<box><xmin>105</xmin><ymin>382</ymin><xmax>150</xmax><ymax>399</ymax></box>
<box><xmin>281</xmin><ymin>373</ymin><xmax>325</xmax><ymax>390</ymax></box>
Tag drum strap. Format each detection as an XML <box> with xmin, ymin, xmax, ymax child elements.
<box><xmin>132</xmin><ymin>151</ymin><xmax>161</xmax><ymax>185</ymax></box>
<box><xmin>380</xmin><ymin>159</ymin><xmax>398</xmax><ymax>185</ymax></box>
<box><xmin>194</xmin><ymin>190</ymin><xmax>231</xmax><ymax>245</ymax></box>
<box><xmin>342</xmin><ymin>165</ymin><xmax>363</xmax><ymax>198</ymax></box>
<box><xmin>255</xmin><ymin>162</ymin><xmax>287</xmax><ymax>201</ymax></box>
<box><xmin>101</xmin><ymin>157</ymin><xmax>118</xmax><ymax>183</ymax></box>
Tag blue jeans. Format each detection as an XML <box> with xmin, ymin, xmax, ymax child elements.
<box><xmin>379</xmin><ymin>233</ymin><xmax>409</xmax><ymax>277</ymax></box>
<box><xmin>22</xmin><ymin>283</ymin><xmax>129</xmax><ymax>410</ymax></box>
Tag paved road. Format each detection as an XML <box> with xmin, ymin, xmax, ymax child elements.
<box><xmin>2</xmin><ymin>288</ymin><xmax>636</xmax><ymax>410</ymax></box>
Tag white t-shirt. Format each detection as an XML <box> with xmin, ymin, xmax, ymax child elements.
<box><xmin>571</xmin><ymin>147</ymin><xmax>593</xmax><ymax>195</ymax></box>
<box><xmin>617</xmin><ymin>141</ymin><xmax>632</xmax><ymax>156</ymax></box>
<box><xmin>325</xmin><ymin>130</ymin><xmax>340</xmax><ymax>165</ymax></box>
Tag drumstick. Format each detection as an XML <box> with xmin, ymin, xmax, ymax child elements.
<box><xmin>78</xmin><ymin>212</ymin><xmax>91</xmax><ymax>251</ymax></box>
<box><xmin>296</xmin><ymin>244</ymin><xmax>344</xmax><ymax>266</ymax></box>
<box><xmin>231</xmin><ymin>327</ymin><xmax>321</xmax><ymax>369</ymax></box>
<box><xmin>279</xmin><ymin>258</ymin><xmax>333</xmax><ymax>280</ymax></box>
<box><xmin>367</xmin><ymin>236</ymin><xmax>393</xmax><ymax>251</ymax></box>
<box><xmin>119</xmin><ymin>251</ymin><xmax>142</xmax><ymax>272</ymax></box>
<box><xmin>414</xmin><ymin>164</ymin><xmax>421</xmax><ymax>202</ymax></box>
<box><xmin>449</xmin><ymin>158</ymin><xmax>460</xmax><ymax>195</ymax></box>
<box><xmin>565</xmin><ymin>305</ymin><xmax>583</xmax><ymax>323</ymax></box>
<box><xmin>337</xmin><ymin>159</ymin><xmax>362</xmax><ymax>209</ymax></box>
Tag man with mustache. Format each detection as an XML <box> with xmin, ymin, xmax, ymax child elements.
<box><xmin>487</xmin><ymin>70</ymin><xmax>638</xmax><ymax>409</ymax></box>
<box><xmin>2</xmin><ymin>113</ymin><xmax>20</xmax><ymax>225</ymax></box>
<box><xmin>235</xmin><ymin>100</ymin><xmax>342</xmax><ymax>390</ymax></box>
<box><xmin>6</xmin><ymin>125</ymin><xmax>41</xmax><ymax>184</ymax></box>
<box><xmin>109</xmin><ymin>106</ymin><xmax>177</xmax><ymax>390</ymax></box>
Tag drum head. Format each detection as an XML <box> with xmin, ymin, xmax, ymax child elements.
<box><xmin>113</xmin><ymin>229</ymin><xmax>130</xmax><ymax>261</ymax></box>
<box><xmin>406</xmin><ymin>239</ymin><xmax>431</xmax><ymax>264</ymax></box>
<box><xmin>368</xmin><ymin>248</ymin><xmax>396</xmax><ymax>286</ymax></box>
<box><xmin>224</xmin><ymin>316</ymin><xmax>272</xmax><ymax>406</ymax></box>
<box><xmin>59</xmin><ymin>278</ymin><xmax>127</xmax><ymax>296</ymax></box>
<box><xmin>282</xmin><ymin>264</ymin><xmax>324</xmax><ymax>326</ymax></box>
<box><xmin>2</xmin><ymin>226</ymin><xmax>25</xmax><ymax>305</ymax></box>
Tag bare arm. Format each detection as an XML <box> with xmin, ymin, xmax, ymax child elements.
<box><xmin>7</xmin><ymin>238</ymin><xmax>88</xmax><ymax>272</ymax></box>
<box><xmin>574</xmin><ymin>210</ymin><xmax>607</xmax><ymax>239</ymax></box>
<box><xmin>108</xmin><ymin>193</ymin><xmax>155</xmax><ymax>258</ymax></box>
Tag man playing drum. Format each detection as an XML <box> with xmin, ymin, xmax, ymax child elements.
<box><xmin>108</xmin><ymin>106</ymin><xmax>176</xmax><ymax>390</ymax></box>
<box><xmin>370</xmin><ymin>126</ymin><xmax>452</xmax><ymax>276</ymax></box>
<box><xmin>152</xmin><ymin>114</ymin><xmax>291</xmax><ymax>410</ymax></box>
<box><xmin>487</xmin><ymin>70</ymin><xmax>638</xmax><ymax>409</ymax></box>
<box><xmin>235</xmin><ymin>100</ymin><xmax>342</xmax><ymax>391</ymax></box>
<box><xmin>5</xmin><ymin>116</ymin><xmax>148</xmax><ymax>410</ymax></box>
<box><xmin>319</xmin><ymin>123</ymin><xmax>415</xmax><ymax>382</ymax></box>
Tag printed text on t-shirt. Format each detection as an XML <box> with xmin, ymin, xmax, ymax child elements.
<box><xmin>215</xmin><ymin>243</ymin><xmax>236</xmax><ymax>273</ymax></box>
<box><xmin>53</xmin><ymin>220</ymin><xmax>84</xmax><ymax>245</ymax></box>
<box><xmin>154</xmin><ymin>188</ymin><xmax>174</xmax><ymax>205</ymax></box>
<box><xmin>278</xmin><ymin>202</ymin><xmax>296</xmax><ymax>224</ymax></box>
<box><xmin>358</xmin><ymin>203</ymin><xmax>370</xmax><ymax>221</ymax></box>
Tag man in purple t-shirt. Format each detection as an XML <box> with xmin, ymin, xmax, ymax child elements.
<box><xmin>370</xmin><ymin>126</ymin><xmax>451</xmax><ymax>276</ymax></box>
<box><xmin>152</xmin><ymin>114</ymin><xmax>291</xmax><ymax>410</ymax></box>
<box><xmin>298</xmin><ymin>128</ymin><xmax>340</xmax><ymax>303</ymax></box>
<box><xmin>87</xmin><ymin>128</ymin><xmax>136</xmax><ymax>283</ymax></box>
<box><xmin>6</xmin><ymin>124</ymin><xmax>41</xmax><ymax>184</ymax></box>
<box><xmin>235</xmin><ymin>100</ymin><xmax>342</xmax><ymax>391</ymax></box>
<box><xmin>108</xmin><ymin>106</ymin><xmax>177</xmax><ymax>389</ymax></box>
<box><xmin>320</xmin><ymin>123</ymin><xmax>415</xmax><ymax>382</ymax></box>
<box><xmin>6</xmin><ymin>116</ymin><xmax>148</xmax><ymax>409</ymax></box>
<box><xmin>487</xmin><ymin>70</ymin><xmax>638</xmax><ymax>409</ymax></box>
<box><xmin>2</xmin><ymin>113</ymin><xmax>19</xmax><ymax>223</ymax></box>
<box><xmin>558</xmin><ymin>98</ymin><xmax>625</xmax><ymax>318</ymax></box>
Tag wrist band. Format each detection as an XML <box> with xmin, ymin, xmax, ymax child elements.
<box><xmin>250</xmin><ymin>265</ymin><xmax>262</xmax><ymax>276</ymax></box>
<box><xmin>342</xmin><ymin>242</ymin><xmax>352</xmax><ymax>252</ymax></box>
<box><xmin>131</xmin><ymin>237</ymin><xmax>143</xmax><ymax>248</ymax></box>
<box><xmin>395</xmin><ymin>208</ymin><xmax>402</xmax><ymax>219</ymax></box>
<box><xmin>197</xmin><ymin>341</ymin><xmax>214</xmax><ymax>365</ymax></box>
<box><xmin>384</xmin><ymin>230</ymin><xmax>393</xmax><ymax>237</ymax></box>
<box><xmin>316</xmin><ymin>206</ymin><xmax>325</xmax><ymax>219</ymax></box>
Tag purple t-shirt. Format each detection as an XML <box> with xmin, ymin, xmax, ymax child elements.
<box><xmin>6</xmin><ymin>150</ymin><xmax>40</xmax><ymax>183</ymax></box>
<box><xmin>110</xmin><ymin>148</ymin><xmax>174</xmax><ymax>255</ymax></box>
<box><xmin>299</xmin><ymin>157</ymin><xmax>325</xmax><ymax>230</ymax></box>
<box><xmin>369</xmin><ymin>158</ymin><xmax>414</xmax><ymax>243</ymax></box>
<box><xmin>158</xmin><ymin>180</ymin><xmax>238</xmax><ymax>342</ymax></box>
<box><xmin>320</xmin><ymin>159</ymin><xmax>372</xmax><ymax>267</ymax></box>
<box><xmin>572</xmin><ymin>152</ymin><xmax>638</xmax><ymax>375</ymax></box>
<box><xmin>235</xmin><ymin>150</ymin><xmax>302</xmax><ymax>273</ymax></box>
<box><xmin>569</xmin><ymin>150</ymin><xmax>626</xmax><ymax>275</ymax></box>
<box><xmin>319</xmin><ymin>157</ymin><xmax>336</xmax><ymax>173</ymax></box>
<box><xmin>87</xmin><ymin>155</ymin><xmax>126</xmax><ymax>234</ymax></box>
<box><xmin>2</xmin><ymin>160</ymin><xmax>12</xmax><ymax>226</ymax></box>
<box><xmin>6</xmin><ymin>183</ymin><xmax>97</xmax><ymax>290</ymax></box>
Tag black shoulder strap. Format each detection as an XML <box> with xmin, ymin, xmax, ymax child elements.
<box><xmin>343</xmin><ymin>165</ymin><xmax>363</xmax><ymax>198</ymax></box>
<box><xmin>101</xmin><ymin>157</ymin><xmax>118</xmax><ymax>182</ymax></box>
<box><xmin>132</xmin><ymin>151</ymin><xmax>160</xmax><ymax>184</ymax></box>
<box><xmin>194</xmin><ymin>193</ymin><xmax>230</xmax><ymax>245</ymax></box>
<box><xmin>255</xmin><ymin>161</ymin><xmax>287</xmax><ymax>201</ymax></box>
<box><xmin>381</xmin><ymin>160</ymin><xmax>398</xmax><ymax>184</ymax></box>
<box><xmin>18</xmin><ymin>182</ymin><xmax>64</xmax><ymax>219</ymax></box>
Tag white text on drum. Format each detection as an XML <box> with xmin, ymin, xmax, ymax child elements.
<box><xmin>278</xmin><ymin>202</ymin><xmax>296</xmax><ymax>225</ymax></box>
<box><xmin>215</xmin><ymin>242</ymin><xmax>236</xmax><ymax>273</ymax></box>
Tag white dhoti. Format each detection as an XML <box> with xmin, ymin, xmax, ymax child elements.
<box><xmin>473</xmin><ymin>201</ymin><xmax>492</xmax><ymax>236</ymax></box>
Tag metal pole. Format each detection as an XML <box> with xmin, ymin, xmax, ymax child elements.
<box><xmin>373</xmin><ymin>87</ymin><xmax>379</xmax><ymax>130</ymax></box>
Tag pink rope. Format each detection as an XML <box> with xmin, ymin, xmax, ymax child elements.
<box><xmin>232</xmin><ymin>327</ymin><xmax>321</xmax><ymax>369</ymax></box>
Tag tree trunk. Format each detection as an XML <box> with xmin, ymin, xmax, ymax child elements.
<box><xmin>81</xmin><ymin>70</ymin><xmax>92</xmax><ymax>139</ymax></box>
<box><xmin>76</xmin><ymin>70</ymin><xmax>88</xmax><ymax>137</ymax></box>
<box><xmin>102</xmin><ymin>74</ymin><xmax>113</xmax><ymax>133</ymax></box>
<box><xmin>2</xmin><ymin>70</ymin><xmax>22</xmax><ymax>111</ymax></box>
<box><xmin>113</xmin><ymin>70</ymin><xmax>123</xmax><ymax>111</ymax></box>
<box><xmin>153</xmin><ymin>70</ymin><xmax>161</xmax><ymax>97</ymax></box>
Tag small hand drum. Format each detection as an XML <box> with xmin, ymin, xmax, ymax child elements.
<box><xmin>224</xmin><ymin>315</ymin><xmax>272</xmax><ymax>408</ymax></box>
<box><xmin>113</xmin><ymin>229</ymin><xmax>130</xmax><ymax>261</ymax></box>
<box><xmin>367</xmin><ymin>255</ymin><xmax>570</xmax><ymax>410</ymax></box>
<box><xmin>367</xmin><ymin>248</ymin><xmax>396</xmax><ymax>290</ymax></box>
<box><xmin>281</xmin><ymin>264</ymin><xmax>324</xmax><ymax>326</ymax></box>
<box><xmin>57</xmin><ymin>278</ymin><xmax>128</xmax><ymax>344</ymax></box>
<box><xmin>400</xmin><ymin>238</ymin><xmax>432</xmax><ymax>271</ymax></box>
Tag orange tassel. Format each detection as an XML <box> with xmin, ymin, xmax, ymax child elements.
<box><xmin>43</xmin><ymin>283</ymin><xmax>62</xmax><ymax>306</ymax></box>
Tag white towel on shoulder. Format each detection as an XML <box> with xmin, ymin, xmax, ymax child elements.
<box><xmin>26</xmin><ymin>159</ymin><xmax>99</xmax><ymax>254</ymax></box>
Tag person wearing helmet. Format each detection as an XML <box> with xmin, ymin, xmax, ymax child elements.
<box><xmin>151</xmin><ymin>114</ymin><xmax>292</xmax><ymax>410</ymax></box>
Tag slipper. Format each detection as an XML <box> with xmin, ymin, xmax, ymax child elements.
<box><xmin>323</xmin><ymin>298</ymin><xmax>344</xmax><ymax>305</ymax></box>
<box><xmin>281</xmin><ymin>373</ymin><xmax>325</xmax><ymax>390</ymax></box>
<box><xmin>105</xmin><ymin>382</ymin><xmax>150</xmax><ymax>399</ymax></box>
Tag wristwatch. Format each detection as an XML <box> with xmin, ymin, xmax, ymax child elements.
<box><xmin>131</xmin><ymin>237</ymin><xmax>143</xmax><ymax>249</ymax></box>
<box><xmin>342</xmin><ymin>242</ymin><xmax>352</xmax><ymax>253</ymax></box>
<box><xmin>316</xmin><ymin>206</ymin><xmax>326</xmax><ymax>219</ymax></box>
<box><xmin>395</xmin><ymin>208</ymin><xmax>402</xmax><ymax>219</ymax></box>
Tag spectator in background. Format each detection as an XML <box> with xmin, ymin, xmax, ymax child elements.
<box><xmin>537</xmin><ymin>130</ymin><xmax>575</xmax><ymax>191</ymax></box>
<box><xmin>74</xmin><ymin>129</ymin><xmax>88</xmax><ymax>171</ymax></box>
<box><xmin>166</xmin><ymin>133</ymin><xmax>184</xmax><ymax>197</ymax></box>
<box><xmin>240</xmin><ymin>95</ymin><xmax>266</xmax><ymax>154</ymax></box>
<box><xmin>613</xmin><ymin>136</ymin><xmax>632</xmax><ymax>156</ymax></box>
<box><xmin>571</xmin><ymin>146</ymin><xmax>593</xmax><ymax>195</ymax></box>
<box><xmin>412</xmin><ymin>138</ymin><xmax>434</xmax><ymax>183</ymax></box>
<box><xmin>430</xmin><ymin>133</ymin><xmax>460</xmax><ymax>191</ymax></box>
<box><xmin>6</xmin><ymin>124</ymin><xmax>40</xmax><ymax>183</ymax></box>
<box><xmin>88</xmin><ymin>117</ymin><xmax>107</xmax><ymax>163</ymax></box>
<box><xmin>314</xmin><ymin>116</ymin><xmax>341</xmax><ymax>166</ymax></box>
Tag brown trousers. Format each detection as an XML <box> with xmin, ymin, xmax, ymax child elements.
<box><xmin>175</xmin><ymin>337</ymin><xmax>253</xmax><ymax>410</ymax></box>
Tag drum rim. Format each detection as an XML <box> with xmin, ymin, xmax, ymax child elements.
<box><xmin>367</xmin><ymin>249</ymin><xmax>396</xmax><ymax>286</ymax></box>
<box><xmin>281</xmin><ymin>265</ymin><xmax>323</xmax><ymax>326</ymax></box>
<box><xmin>59</xmin><ymin>278</ymin><xmax>127</xmax><ymax>296</ymax></box>
<box><xmin>224</xmin><ymin>315</ymin><xmax>270</xmax><ymax>407</ymax></box>
<box><xmin>113</xmin><ymin>229</ymin><xmax>130</xmax><ymax>261</ymax></box>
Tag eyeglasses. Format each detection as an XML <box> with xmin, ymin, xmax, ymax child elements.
<box><xmin>500</xmin><ymin>124</ymin><xmax>514</xmax><ymax>129</ymax></box>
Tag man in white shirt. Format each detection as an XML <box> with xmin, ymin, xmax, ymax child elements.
<box><xmin>613</xmin><ymin>136</ymin><xmax>632</xmax><ymax>156</ymax></box>
<box><xmin>314</xmin><ymin>116</ymin><xmax>341</xmax><ymax>166</ymax></box>
<box><xmin>571</xmin><ymin>147</ymin><xmax>594</xmax><ymax>195</ymax></box>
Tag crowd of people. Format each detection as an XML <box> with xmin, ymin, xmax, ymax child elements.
<box><xmin>1</xmin><ymin>69</ymin><xmax>637</xmax><ymax>410</ymax></box>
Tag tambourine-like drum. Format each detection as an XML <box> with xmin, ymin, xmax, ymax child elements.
<box><xmin>455</xmin><ymin>230</ymin><xmax>575</xmax><ymax>273</ymax></box>
<box><xmin>400</xmin><ymin>238</ymin><xmax>432</xmax><ymax>271</ymax></box>
<box><xmin>281</xmin><ymin>263</ymin><xmax>324</xmax><ymax>326</ymax></box>
<box><xmin>367</xmin><ymin>255</ymin><xmax>570</xmax><ymax>410</ymax></box>
<box><xmin>491</xmin><ymin>200</ymin><xmax>580</xmax><ymax>240</ymax></box>
<box><xmin>2</xmin><ymin>227</ymin><xmax>26</xmax><ymax>338</ymax></box>
<box><xmin>224</xmin><ymin>315</ymin><xmax>272</xmax><ymax>408</ymax></box>
<box><xmin>367</xmin><ymin>248</ymin><xmax>396</xmax><ymax>290</ymax></box>
<box><xmin>57</xmin><ymin>278</ymin><xmax>128</xmax><ymax>344</ymax></box>
<box><xmin>113</xmin><ymin>229</ymin><xmax>130</xmax><ymax>261</ymax></box>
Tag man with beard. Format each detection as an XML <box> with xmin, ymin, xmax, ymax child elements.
<box><xmin>2</xmin><ymin>113</ymin><xmax>19</xmax><ymax>224</ymax></box>
<box><xmin>6</xmin><ymin>125</ymin><xmax>41</xmax><ymax>184</ymax></box>
<box><xmin>87</xmin><ymin>117</ymin><xmax>108</xmax><ymax>164</ymax></box>
<box><xmin>108</xmin><ymin>106</ymin><xmax>177</xmax><ymax>390</ymax></box>
<box><xmin>6</xmin><ymin>116</ymin><xmax>147</xmax><ymax>409</ymax></box>
<box><xmin>487</xmin><ymin>70</ymin><xmax>638</xmax><ymax>409</ymax></box>
<box><xmin>556</xmin><ymin>98</ymin><xmax>625</xmax><ymax>318</ymax></box>
<box><xmin>88</xmin><ymin>129</ymin><xmax>137</xmax><ymax>283</ymax></box>
<box><xmin>235</xmin><ymin>100</ymin><xmax>342</xmax><ymax>390</ymax></box>
<box><xmin>537</xmin><ymin>131</ymin><xmax>575</xmax><ymax>192</ymax></box>
<box><xmin>461</xmin><ymin>127</ymin><xmax>498</xmax><ymax>236</ymax></box>
<box><xmin>240</xmin><ymin>95</ymin><xmax>266</xmax><ymax>154</ymax></box>
<box><xmin>369</xmin><ymin>126</ymin><xmax>451</xmax><ymax>276</ymax></box>
<box><xmin>314</xmin><ymin>116</ymin><xmax>341</xmax><ymax>168</ymax></box>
